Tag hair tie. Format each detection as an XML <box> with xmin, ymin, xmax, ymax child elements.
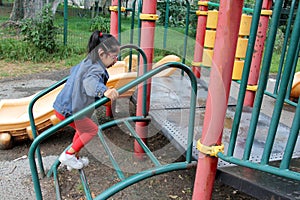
<box><xmin>99</xmin><ymin>32</ymin><xmax>103</xmax><ymax>37</ymax></box>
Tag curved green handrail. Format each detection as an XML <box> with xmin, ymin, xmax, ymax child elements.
<box><xmin>28</xmin><ymin>44</ymin><xmax>147</xmax><ymax>177</ymax></box>
<box><xmin>28</xmin><ymin>62</ymin><xmax>197</xmax><ymax>199</ymax></box>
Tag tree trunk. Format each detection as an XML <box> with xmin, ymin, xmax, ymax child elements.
<box><xmin>9</xmin><ymin>0</ymin><xmax>24</xmax><ymax>21</ymax></box>
<box><xmin>9</xmin><ymin>0</ymin><xmax>54</xmax><ymax>21</ymax></box>
<box><xmin>0</xmin><ymin>0</ymin><xmax>3</xmax><ymax>6</ymax></box>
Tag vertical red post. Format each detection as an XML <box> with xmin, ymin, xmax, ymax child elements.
<box><xmin>106</xmin><ymin>0</ymin><xmax>119</xmax><ymax>117</ymax></box>
<box><xmin>192</xmin><ymin>1</ymin><xmax>244</xmax><ymax>199</ymax></box>
<box><xmin>192</xmin><ymin>0</ymin><xmax>208</xmax><ymax>78</ymax></box>
<box><xmin>244</xmin><ymin>0</ymin><xmax>272</xmax><ymax>107</ymax></box>
<box><xmin>110</xmin><ymin>0</ymin><xmax>118</xmax><ymax>37</ymax></box>
<box><xmin>134</xmin><ymin>0</ymin><xmax>157</xmax><ymax>158</ymax></box>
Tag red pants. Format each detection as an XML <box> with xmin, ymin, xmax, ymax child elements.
<box><xmin>55</xmin><ymin>110</ymin><xmax>98</xmax><ymax>152</ymax></box>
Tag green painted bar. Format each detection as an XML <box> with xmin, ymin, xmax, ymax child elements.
<box><xmin>124</xmin><ymin>121</ymin><xmax>162</xmax><ymax>166</ymax></box>
<box><xmin>280</xmin><ymin>100</ymin><xmax>300</xmax><ymax>169</ymax></box>
<box><xmin>94</xmin><ymin>161</ymin><xmax>197</xmax><ymax>200</ymax></box>
<box><xmin>274</xmin><ymin>0</ymin><xmax>297</xmax><ymax>95</ymax></box>
<box><xmin>207</xmin><ymin>2</ymin><xmax>254</xmax><ymax>13</ymax></box>
<box><xmin>28</xmin><ymin>77</ymin><xmax>68</xmax><ymax>177</ymax></box>
<box><xmin>118</xmin><ymin>0</ymin><xmax>121</xmax><ymax>44</ymax></box>
<box><xmin>242</xmin><ymin>0</ymin><xmax>284</xmax><ymax>160</ymax></box>
<box><xmin>286</xmin><ymin>40</ymin><xmax>300</xmax><ymax>100</ymax></box>
<box><xmin>28</xmin><ymin>62</ymin><xmax>197</xmax><ymax>199</ymax></box>
<box><xmin>264</xmin><ymin>91</ymin><xmax>298</xmax><ymax>107</ymax></box>
<box><xmin>97</xmin><ymin>129</ymin><xmax>126</xmax><ymax>180</ymax></box>
<box><xmin>227</xmin><ymin>0</ymin><xmax>263</xmax><ymax>157</ymax></box>
<box><xmin>261</xmin><ymin>5</ymin><xmax>300</xmax><ymax>165</ymax></box>
<box><xmin>137</xmin><ymin>0</ymin><xmax>142</xmax><ymax>47</ymax></box>
<box><xmin>163</xmin><ymin>0</ymin><xmax>170</xmax><ymax>49</ymax></box>
<box><xmin>79</xmin><ymin>169</ymin><xmax>93</xmax><ymax>199</ymax></box>
<box><xmin>63</xmin><ymin>0</ymin><xmax>68</xmax><ymax>45</ymax></box>
<box><xmin>217</xmin><ymin>154</ymin><xmax>300</xmax><ymax>181</ymax></box>
<box><xmin>182</xmin><ymin>0</ymin><xmax>190</xmax><ymax>65</ymax></box>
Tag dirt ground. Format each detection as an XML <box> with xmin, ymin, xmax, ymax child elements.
<box><xmin>0</xmin><ymin>70</ymin><xmax>257</xmax><ymax>200</ymax></box>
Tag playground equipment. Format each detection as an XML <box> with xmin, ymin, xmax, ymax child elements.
<box><xmin>0</xmin><ymin>54</ymin><xmax>180</xmax><ymax>149</ymax></box>
<box><xmin>290</xmin><ymin>71</ymin><xmax>300</xmax><ymax>99</ymax></box>
<box><xmin>26</xmin><ymin>0</ymin><xmax>300</xmax><ymax>199</ymax></box>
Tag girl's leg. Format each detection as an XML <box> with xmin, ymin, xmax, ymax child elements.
<box><xmin>54</xmin><ymin>110</ymin><xmax>81</xmax><ymax>153</ymax></box>
<box><xmin>54</xmin><ymin>110</ymin><xmax>84</xmax><ymax>169</ymax></box>
<box><xmin>70</xmin><ymin>117</ymin><xmax>98</xmax><ymax>152</ymax></box>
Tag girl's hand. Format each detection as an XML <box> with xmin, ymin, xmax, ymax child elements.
<box><xmin>104</xmin><ymin>88</ymin><xmax>119</xmax><ymax>101</ymax></box>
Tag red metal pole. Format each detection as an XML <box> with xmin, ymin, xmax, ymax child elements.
<box><xmin>134</xmin><ymin>0</ymin><xmax>157</xmax><ymax>158</ymax></box>
<box><xmin>106</xmin><ymin>0</ymin><xmax>119</xmax><ymax>117</ymax></box>
<box><xmin>110</xmin><ymin>0</ymin><xmax>118</xmax><ymax>37</ymax></box>
<box><xmin>192</xmin><ymin>1</ymin><xmax>244</xmax><ymax>199</ymax></box>
<box><xmin>244</xmin><ymin>0</ymin><xmax>272</xmax><ymax>107</ymax></box>
<box><xmin>192</xmin><ymin>0</ymin><xmax>208</xmax><ymax>78</ymax></box>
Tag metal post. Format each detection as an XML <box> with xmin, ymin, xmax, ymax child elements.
<box><xmin>134</xmin><ymin>0</ymin><xmax>157</xmax><ymax>159</ymax></box>
<box><xmin>63</xmin><ymin>0</ymin><xmax>68</xmax><ymax>45</ymax></box>
<box><xmin>192</xmin><ymin>0</ymin><xmax>208</xmax><ymax>78</ymax></box>
<box><xmin>192</xmin><ymin>0</ymin><xmax>244</xmax><ymax>199</ymax></box>
<box><xmin>244</xmin><ymin>0</ymin><xmax>272</xmax><ymax>107</ymax></box>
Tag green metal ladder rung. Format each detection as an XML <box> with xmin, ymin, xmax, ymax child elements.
<box><xmin>123</xmin><ymin>120</ymin><xmax>162</xmax><ymax>167</ymax></box>
<box><xmin>94</xmin><ymin>161</ymin><xmax>197</xmax><ymax>200</ymax></box>
<box><xmin>97</xmin><ymin>128</ymin><xmax>126</xmax><ymax>180</ymax></box>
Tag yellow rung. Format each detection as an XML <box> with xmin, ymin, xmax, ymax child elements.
<box><xmin>196</xmin><ymin>10</ymin><xmax>208</xmax><ymax>16</ymax></box>
<box><xmin>192</xmin><ymin>61</ymin><xmax>202</xmax><ymax>67</ymax></box>
<box><xmin>197</xmin><ymin>140</ymin><xmax>224</xmax><ymax>157</ymax></box>
<box><xmin>261</xmin><ymin>9</ymin><xmax>272</xmax><ymax>16</ymax></box>
<box><xmin>198</xmin><ymin>1</ymin><xmax>209</xmax><ymax>6</ymax></box>
<box><xmin>109</xmin><ymin>6</ymin><xmax>126</xmax><ymax>12</ymax></box>
<box><xmin>247</xmin><ymin>85</ymin><xmax>258</xmax><ymax>91</ymax></box>
<box><xmin>139</xmin><ymin>13</ymin><xmax>159</xmax><ymax>21</ymax></box>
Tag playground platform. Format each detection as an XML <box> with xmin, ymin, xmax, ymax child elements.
<box><xmin>146</xmin><ymin>68</ymin><xmax>300</xmax><ymax>199</ymax></box>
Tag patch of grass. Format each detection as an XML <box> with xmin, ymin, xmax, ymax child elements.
<box><xmin>270</xmin><ymin>52</ymin><xmax>300</xmax><ymax>73</ymax></box>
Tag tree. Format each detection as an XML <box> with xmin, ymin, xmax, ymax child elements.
<box><xmin>10</xmin><ymin>0</ymin><xmax>50</xmax><ymax>21</ymax></box>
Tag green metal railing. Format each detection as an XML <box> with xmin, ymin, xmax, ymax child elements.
<box><xmin>218</xmin><ymin>0</ymin><xmax>300</xmax><ymax>181</ymax></box>
<box><xmin>28</xmin><ymin>61</ymin><xmax>197</xmax><ymax>199</ymax></box>
<box><xmin>28</xmin><ymin>44</ymin><xmax>147</xmax><ymax>177</ymax></box>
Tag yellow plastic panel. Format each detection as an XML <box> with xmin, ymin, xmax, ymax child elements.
<box><xmin>239</xmin><ymin>14</ymin><xmax>252</xmax><ymax>36</ymax></box>
<box><xmin>202</xmin><ymin>49</ymin><xmax>214</xmax><ymax>67</ymax></box>
<box><xmin>232</xmin><ymin>60</ymin><xmax>244</xmax><ymax>80</ymax></box>
<box><xmin>204</xmin><ymin>30</ymin><xmax>216</xmax><ymax>48</ymax></box>
<box><xmin>235</xmin><ymin>38</ymin><xmax>248</xmax><ymax>58</ymax></box>
<box><xmin>206</xmin><ymin>10</ymin><xmax>218</xmax><ymax>29</ymax></box>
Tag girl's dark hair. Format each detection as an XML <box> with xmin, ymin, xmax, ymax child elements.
<box><xmin>88</xmin><ymin>30</ymin><xmax>120</xmax><ymax>63</ymax></box>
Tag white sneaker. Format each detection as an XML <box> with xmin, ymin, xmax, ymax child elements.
<box><xmin>59</xmin><ymin>152</ymin><xmax>83</xmax><ymax>170</ymax></box>
<box><xmin>79</xmin><ymin>157</ymin><xmax>89</xmax><ymax>167</ymax></box>
<box><xmin>66</xmin><ymin>156</ymin><xmax>89</xmax><ymax>171</ymax></box>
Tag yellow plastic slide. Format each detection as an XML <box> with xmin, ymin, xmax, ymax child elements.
<box><xmin>0</xmin><ymin>55</ymin><xmax>180</xmax><ymax>149</ymax></box>
<box><xmin>290</xmin><ymin>71</ymin><xmax>300</xmax><ymax>100</ymax></box>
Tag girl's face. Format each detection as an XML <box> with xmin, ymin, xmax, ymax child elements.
<box><xmin>99</xmin><ymin>47</ymin><xmax>120</xmax><ymax>68</ymax></box>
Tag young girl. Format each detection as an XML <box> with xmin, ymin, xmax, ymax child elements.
<box><xmin>53</xmin><ymin>30</ymin><xmax>120</xmax><ymax>169</ymax></box>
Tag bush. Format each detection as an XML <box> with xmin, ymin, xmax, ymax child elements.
<box><xmin>0</xmin><ymin>37</ymin><xmax>85</xmax><ymax>62</ymax></box>
<box><xmin>20</xmin><ymin>4</ymin><xmax>59</xmax><ymax>53</ymax></box>
<box><xmin>90</xmin><ymin>15</ymin><xmax>110</xmax><ymax>33</ymax></box>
